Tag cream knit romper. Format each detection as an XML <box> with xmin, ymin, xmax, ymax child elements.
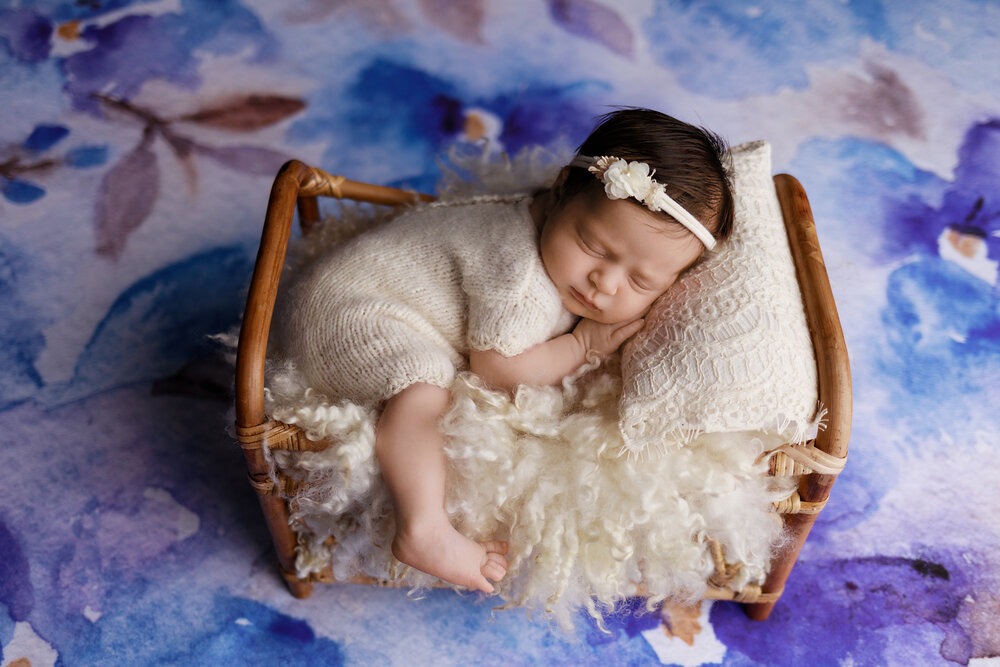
<box><xmin>278</xmin><ymin>197</ymin><xmax>576</xmax><ymax>405</ymax></box>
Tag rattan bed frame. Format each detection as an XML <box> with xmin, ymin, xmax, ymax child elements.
<box><xmin>234</xmin><ymin>159</ymin><xmax>851</xmax><ymax>622</ymax></box>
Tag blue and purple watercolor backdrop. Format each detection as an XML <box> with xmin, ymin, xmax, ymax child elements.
<box><xmin>2</xmin><ymin>1</ymin><xmax>999</xmax><ymax>664</ymax></box>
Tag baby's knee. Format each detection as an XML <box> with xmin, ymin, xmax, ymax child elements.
<box><xmin>380</xmin><ymin>382</ymin><xmax>451</xmax><ymax>428</ymax></box>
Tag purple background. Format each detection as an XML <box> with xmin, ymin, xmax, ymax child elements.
<box><xmin>2</xmin><ymin>0</ymin><xmax>999</xmax><ymax>664</ymax></box>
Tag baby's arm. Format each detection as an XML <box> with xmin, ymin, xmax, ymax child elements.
<box><xmin>469</xmin><ymin>317</ymin><xmax>644</xmax><ymax>392</ymax></box>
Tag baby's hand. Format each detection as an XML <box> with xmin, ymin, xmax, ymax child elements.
<box><xmin>572</xmin><ymin>317</ymin><xmax>645</xmax><ymax>356</ymax></box>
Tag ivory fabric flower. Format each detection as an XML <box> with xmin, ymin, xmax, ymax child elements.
<box><xmin>600</xmin><ymin>158</ymin><xmax>655</xmax><ymax>201</ymax></box>
<box><xmin>645</xmin><ymin>187</ymin><xmax>672</xmax><ymax>213</ymax></box>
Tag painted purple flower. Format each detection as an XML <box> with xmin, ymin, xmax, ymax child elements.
<box><xmin>58</xmin><ymin>0</ymin><xmax>276</xmax><ymax>112</ymax></box>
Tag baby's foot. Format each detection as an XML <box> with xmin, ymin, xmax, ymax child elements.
<box><xmin>392</xmin><ymin>520</ymin><xmax>508</xmax><ymax>593</ymax></box>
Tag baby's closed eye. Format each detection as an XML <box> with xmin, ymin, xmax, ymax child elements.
<box><xmin>579</xmin><ymin>237</ymin><xmax>605</xmax><ymax>258</ymax></box>
<box><xmin>630</xmin><ymin>274</ymin><xmax>657</xmax><ymax>291</ymax></box>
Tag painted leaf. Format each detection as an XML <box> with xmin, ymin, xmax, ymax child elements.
<box><xmin>161</xmin><ymin>132</ymin><xmax>195</xmax><ymax>160</ymax></box>
<box><xmin>660</xmin><ymin>601</ymin><xmax>702</xmax><ymax>646</ymax></box>
<box><xmin>418</xmin><ymin>0</ymin><xmax>485</xmax><ymax>43</ymax></box>
<box><xmin>547</xmin><ymin>0</ymin><xmax>633</xmax><ymax>57</ymax></box>
<box><xmin>284</xmin><ymin>0</ymin><xmax>411</xmax><ymax>33</ymax></box>
<box><xmin>194</xmin><ymin>144</ymin><xmax>290</xmax><ymax>176</ymax></box>
<box><xmin>0</xmin><ymin>177</ymin><xmax>46</xmax><ymax>204</ymax></box>
<box><xmin>94</xmin><ymin>141</ymin><xmax>159</xmax><ymax>259</ymax></box>
<box><xmin>24</xmin><ymin>124</ymin><xmax>69</xmax><ymax>152</ymax></box>
<box><xmin>46</xmin><ymin>246</ymin><xmax>252</xmax><ymax>406</ymax></box>
<box><xmin>179</xmin><ymin>95</ymin><xmax>306</xmax><ymax>131</ymax></box>
<box><xmin>0</xmin><ymin>240</ymin><xmax>45</xmax><ymax>410</ymax></box>
<box><xmin>65</xmin><ymin>145</ymin><xmax>110</xmax><ymax>168</ymax></box>
<box><xmin>158</xmin><ymin>131</ymin><xmax>200</xmax><ymax>192</ymax></box>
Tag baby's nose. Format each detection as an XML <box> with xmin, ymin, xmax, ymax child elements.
<box><xmin>589</xmin><ymin>267</ymin><xmax>620</xmax><ymax>295</ymax></box>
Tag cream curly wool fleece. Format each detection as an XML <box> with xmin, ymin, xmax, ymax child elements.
<box><xmin>263</xmin><ymin>358</ymin><xmax>793</xmax><ymax>630</ymax></box>
<box><xmin>276</xmin><ymin>196</ymin><xmax>576</xmax><ymax>405</ymax></box>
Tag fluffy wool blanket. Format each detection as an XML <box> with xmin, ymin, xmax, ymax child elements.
<box><xmin>262</xmin><ymin>352</ymin><xmax>794</xmax><ymax>628</ymax></box>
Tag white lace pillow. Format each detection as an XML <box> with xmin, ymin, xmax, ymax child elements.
<box><xmin>619</xmin><ymin>141</ymin><xmax>818</xmax><ymax>453</ymax></box>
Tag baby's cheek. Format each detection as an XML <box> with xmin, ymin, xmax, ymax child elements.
<box><xmin>640</xmin><ymin>291</ymin><xmax>665</xmax><ymax>315</ymax></box>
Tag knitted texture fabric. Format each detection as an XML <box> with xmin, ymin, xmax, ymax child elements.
<box><xmin>619</xmin><ymin>141</ymin><xmax>819</xmax><ymax>452</ymax></box>
<box><xmin>276</xmin><ymin>196</ymin><xmax>576</xmax><ymax>405</ymax></box>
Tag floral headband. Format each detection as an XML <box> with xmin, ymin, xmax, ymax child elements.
<box><xmin>569</xmin><ymin>155</ymin><xmax>716</xmax><ymax>250</ymax></box>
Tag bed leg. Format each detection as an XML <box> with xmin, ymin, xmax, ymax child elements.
<box><xmin>743</xmin><ymin>600</ymin><xmax>776</xmax><ymax>621</ymax></box>
<box><xmin>281</xmin><ymin>567</ymin><xmax>314</xmax><ymax>599</ymax></box>
<box><xmin>741</xmin><ymin>511</ymin><xmax>817</xmax><ymax>621</ymax></box>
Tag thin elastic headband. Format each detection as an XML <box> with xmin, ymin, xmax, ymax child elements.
<box><xmin>570</xmin><ymin>155</ymin><xmax>716</xmax><ymax>250</ymax></box>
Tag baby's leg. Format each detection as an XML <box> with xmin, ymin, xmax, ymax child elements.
<box><xmin>376</xmin><ymin>382</ymin><xmax>508</xmax><ymax>593</ymax></box>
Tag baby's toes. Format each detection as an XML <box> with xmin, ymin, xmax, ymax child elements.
<box><xmin>482</xmin><ymin>540</ymin><xmax>509</xmax><ymax>555</ymax></box>
<box><xmin>482</xmin><ymin>552</ymin><xmax>508</xmax><ymax>582</ymax></box>
<box><xmin>472</xmin><ymin>574</ymin><xmax>495</xmax><ymax>594</ymax></box>
<box><xmin>485</xmin><ymin>550</ymin><xmax>508</xmax><ymax>568</ymax></box>
<box><xmin>483</xmin><ymin>560</ymin><xmax>506</xmax><ymax>583</ymax></box>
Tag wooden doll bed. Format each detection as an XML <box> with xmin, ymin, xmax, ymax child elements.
<box><xmin>233</xmin><ymin>159</ymin><xmax>851</xmax><ymax>621</ymax></box>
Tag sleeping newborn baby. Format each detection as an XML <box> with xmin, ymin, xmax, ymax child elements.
<box><xmin>279</xmin><ymin>108</ymin><xmax>734</xmax><ymax>593</ymax></box>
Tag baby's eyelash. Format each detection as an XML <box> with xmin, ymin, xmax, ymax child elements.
<box><xmin>580</xmin><ymin>237</ymin><xmax>604</xmax><ymax>257</ymax></box>
<box><xmin>631</xmin><ymin>275</ymin><xmax>654</xmax><ymax>290</ymax></box>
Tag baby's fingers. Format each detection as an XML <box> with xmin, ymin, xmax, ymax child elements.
<box><xmin>612</xmin><ymin>318</ymin><xmax>645</xmax><ymax>346</ymax></box>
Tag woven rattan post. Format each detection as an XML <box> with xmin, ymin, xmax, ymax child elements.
<box><xmin>743</xmin><ymin>175</ymin><xmax>852</xmax><ymax>621</ymax></box>
<box><xmin>297</xmin><ymin>195</ymin><xmax>320</xmax><ymax>235</ymax></box>
<box><xmin>236</xmin><ymin>160</ymin><xmax>314</xmax><ymax>597</ymax></box>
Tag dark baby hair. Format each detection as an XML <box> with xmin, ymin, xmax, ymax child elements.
<box><xmin>563</xmin><ymin>108</ymin><xmax>735</xmax><ymax>244</ymax></box>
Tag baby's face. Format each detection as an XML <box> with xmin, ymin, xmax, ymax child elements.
<box><xmin>539</xmin><ymin>190</ymin><xmax>704</xmax><ymax>324</ymax></box>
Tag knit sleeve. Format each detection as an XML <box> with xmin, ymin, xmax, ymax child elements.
<box><xmin>467</xmin><ymin>298</ymin><xmax>546</xmax><ymax>357</ymax></box>
<box><xmin>460</xmin><ymin>197</ymin><xmax>574</xmax><ymax>357</ymax></box>
<box><xmin>467</xmin><ymin>264</ymin><xmax>575</xmax><ymax>357</ymax></box>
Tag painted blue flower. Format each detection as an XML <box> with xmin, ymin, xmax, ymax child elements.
<box><xmin>712</xmin><ymin>551</ymin><xmax>974</xmax><ymax>664</ymax></box>
<box><xmin>642</xmin><ymin>0</ymin><xmax>1000</xmax><ymax>99</ymax></box>
<box><xmin>293</xmin><ymin>59</ymin><xmax>600</xmax><ymax>193</ymax></box>
<box><xmin>0</xmin><ymin>517</ymin><xmax>33</xmax><ymax>623</ymax></box>
<box><xmin>0</xmin><ymin>8</ymin><xmax>53</xmax><ymax>62</ymax></box>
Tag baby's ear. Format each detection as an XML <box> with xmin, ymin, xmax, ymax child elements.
<box><xmin>545</xmin><ymin>166</ymin><xmax>573</xmax><ymax>210</ymax></box>
<box><xmin>551</xmin><ymin>166</ymin><xmax>571</xmax><ymax>197</ymax></box>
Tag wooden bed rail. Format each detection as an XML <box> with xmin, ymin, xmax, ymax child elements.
<box><xmin>744</xmin><ymin>174</ymin><xmax>852</xmax><ymax>620</ymax></box>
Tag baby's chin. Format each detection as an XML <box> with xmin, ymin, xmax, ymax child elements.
<box><xmin>578</xmin><ymin>310</ymin><xmax>637</xmax><ymax>325</ymax></box>
<box><xmin>593</xmin><ymin>307</ymin><xmax>655</xmax><ymax>326</ymax></box>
